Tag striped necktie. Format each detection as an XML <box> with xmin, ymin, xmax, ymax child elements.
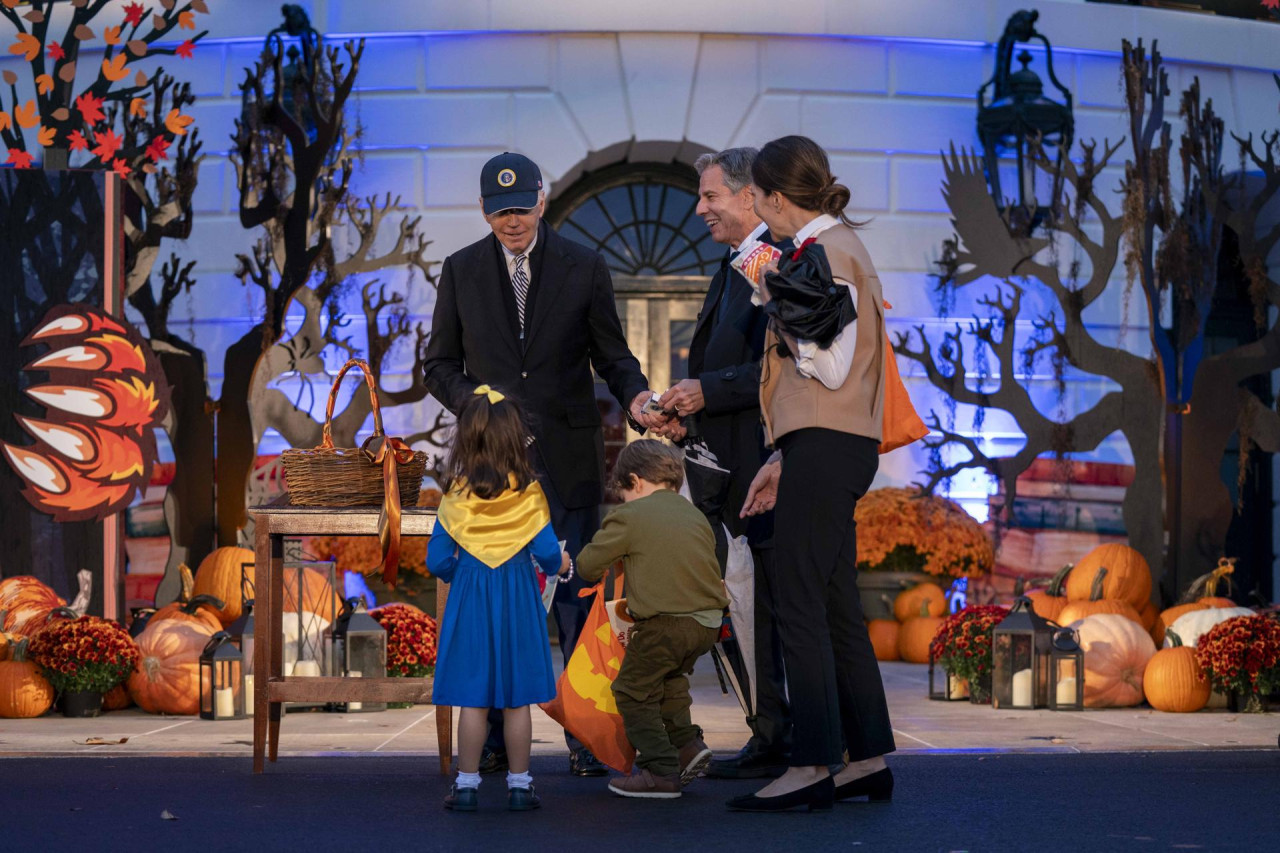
<box><xmin>512</xmin><ymin>253</ymin><xmax>529</xmax><ymax>334</ymax></box>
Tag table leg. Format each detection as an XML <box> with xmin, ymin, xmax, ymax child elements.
<box><xmin>268</xmin><ymin>533</ymin><xmax>284</xmax><ymax>762</ymax></box>
<box><xmin>437</xmin><ymin>706</ymin><xmax>453</xmax><ymax>775</ymax></box>
<box><xmin>252</xmin><ymin>517</ymin><xmax>270</xmax><ymax>774</ymax></box>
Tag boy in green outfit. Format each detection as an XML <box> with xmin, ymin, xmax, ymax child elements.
<box><xmin>576</xmin><ymin>439</ymin><xmax>730</xmax><ymax>799</ymax></box>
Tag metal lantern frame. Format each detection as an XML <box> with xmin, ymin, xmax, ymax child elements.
<box><xmin>200</xmin><ymin>631</ymin><xmax>247</xmax><ymax>721</ymax></box>
<box><xmin>323</xmin><ymin>596</ymin><xmax>388</xmax><ymax>713</ymax></box>
<box><xmin>928</xmin><ymin>649</ymin><xmax>970</xmax><ymax>701</ymax></box>
<box><xmin>1047</xmin><ymin>626</ymin><xmax>1086</xmax><ymax>712</ymax></box>
<box><xmin>991</xmin><ymin>596</ymin><xmax>1055</xmax><ymax>710</ymax></box>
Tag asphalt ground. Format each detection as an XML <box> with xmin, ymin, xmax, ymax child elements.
<box><xmin>4</xmin><ymin>750</ymin><xmax>1277</xmax><ymax>852</ymax></box>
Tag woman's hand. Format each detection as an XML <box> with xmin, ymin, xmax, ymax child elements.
<box><xmin>756</xmin><ymin>259</ymin><xmax>779</xmax><ymax>306</ymax></box>
<box><xmin>559</xmin><ymin>550</ymin><xmax>572</xmax><ymax>576</ymax></box>
<box><xmin>741</xmin><ymin>457</ymin><xmax>782</xmax><ymax>517</ymax></box>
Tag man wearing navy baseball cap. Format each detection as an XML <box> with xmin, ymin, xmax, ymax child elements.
<box><xmin>424</xmin><ymin>152</ymin><xmax>668</xmax><ymax>789</ymax></box>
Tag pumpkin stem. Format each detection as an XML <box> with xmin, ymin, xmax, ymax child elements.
<box><xmin>143</xmin><ymin>655</ymin><xmax>162</xmax><ymax>681</ymax></box>
<box><xmin>1048</xmin><ymin>563</ymin><xmax>1073</xmax><ymax>597</ymax></box>
<box><xmin>183</xmin><ymin>594</ymin><xmax>226</xmax><ymax>614</ymax></box>
<box><xmin>1089</xmin><ymin>566</ymin><xmax>1108</xmax><ymax>602</ymax></box>
<box><xmin>1165</xmin><ymin>628</ymin><xmax>1185</xmax><ymax>648</ymax></box>
<box><xmin>178</xmin><ymin>563</ymin><xmax>195</xmax><ymax>603</ymax></box>
<box><xmin>919</xmin><ymin>600</ymin><xmax>931</xmax><ymax>618</ymax></box>
<box><xmin>11</xmin><ymin>637</ymin><xmax>31</xmax><ymax>663</ymax></box>
<box><xmin>1179</xmin><ymin>558</ymin><xmax>1236</xmax><ymax>604</ymax></box>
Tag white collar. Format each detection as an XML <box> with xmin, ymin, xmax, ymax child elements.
<box><xmin>793</xmin><ymin>213</ymin><xmax>839</xmax><ymax>246</ymax></box>
<box><xmin>501</xmin><ymin>228</ymin><xmax>538</xmax><ymax>260</ymax></box>
<box><xmin>732</xmin><ymin>221</ymin><xmax>770</xmax><ymax>253</ymax></box>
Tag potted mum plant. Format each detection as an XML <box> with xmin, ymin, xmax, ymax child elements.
<box><xmin>855</xmin><ymin>487</ymin><xmax>994</xmax><ymax>620</ymax></box>
<box><xmin>28</xmin><ymin>616</ymin><xmax>140</xmax><ymax>717</ymax></box>
<box><xmin>370</xmin><ymin>604</ymin><xmax>437</xmax><ymax>708</ymax></box>
<box><xmin>929</xmin><ymin>605</ymin><xmax>1009</xmax><ymax>704</ymax></box>
<box><xmin>1195</xmin><ymin>614</ymin><xmax>1280</xmax><ymax>713</ymax></box>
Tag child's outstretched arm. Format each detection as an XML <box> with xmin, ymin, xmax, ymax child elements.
<box><xmin>576</xmin><ymin>509</ymin><xmax>630</xmax><ymax>583</ymax></box>
<box><xmin>426</xmin><ymin>524</ymin><xmax>460</xmax><ymax>583</ymax></box>
<box><xmin>529</xmin><ymin>523</ymin><xmax>564</xmax><ymax>577</ymax></box>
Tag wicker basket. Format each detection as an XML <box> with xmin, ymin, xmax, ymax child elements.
<box><xmin>281</xmin><ymin>359</ymin><xmax>428</xmax><ymax>507</ymax></box>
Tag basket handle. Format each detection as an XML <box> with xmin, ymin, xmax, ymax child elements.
<box><xmin>321</xmin><ymin>359</ymin><xmax>384</xmax><ymax>449</ymax></box>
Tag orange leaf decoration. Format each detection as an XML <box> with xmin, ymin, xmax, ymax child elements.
<box><xmin>37</xmin><ymin>125</ymin><xmax>55</xmax><ymax>147</ymax></box>
<box><xmin>35</xmin><ymin>74</ymin><xmax>53</xmax><ymax>96</ymax></box>
<box><xmin>0</xmin><ymin>112</ymin><xmax>10</xmax><ymax>133</ymax></box>
<box><xmin>102</xmin><ymin>53</ymin><xmax>129</xmax><ymax>83</ymax></box>
<box><xmin>1</xmin><ymin>0</ymin><xmax>18</xmax><ymax>10</ymax></box>
<box><xmin>178</xmin><ymin>10</ymin><xmax>196</xmax><ymax>30</ymax></box>
<box><xmin>163</xmin><ymin>108</ymin><xmax>193</xmax><ymax>136</ymax></box>
<box><xmin>129</xmin><ymin>98</ymin><xmax>147</xmax><ymax>118</ymax></box>
<box><xmin>104</xmin><ymin>26</ymin><xmax>122</xmax><ymax>46</ymax></box>
<box><xmin>13</xmin><ymin>100</ymin><xmax>38</xmax><ymax>129</ymax></box>
<box><xmin>10</xmin><ymin>33</ymin><xmax>40</xmax><ymax>62</ymax></box>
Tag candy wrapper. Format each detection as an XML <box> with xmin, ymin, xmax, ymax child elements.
<box><xmin>730</xmin><ymin>239</ymin><xmax>782</xmax><ymax>294</ymax></box>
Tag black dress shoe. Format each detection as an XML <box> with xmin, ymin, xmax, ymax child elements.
<box><xmin>508</xmin><ymin>786</ymin><xmax>541</xmax><ymax>811</ymax></box>
<box><xmin>443</xmin><ymin>785</ymin><xmax>478</xmax><ymax>811</ymax></box>
<box><xmin>726</xmin><ymin>775</ymin><xmax>834</xmax><ymax>812</ymax></box>
<box><xmin>569</xmin><ymin>748</ymin><xmax>608</xmax><ymax>777</ymax></box>
<box><xmin>705</xmin><ymin>744</ymin><xmax>789</xmax><ymax>780</ymax></box>
<box><xmin>834</xmin><ymin>767</ymin><xmax>893</xmax><ymax>803</ymax></box>
<box><xmin>478</xmin><ymin>747</ymin><xmax>509</xmax><ymax>775</ymax></box>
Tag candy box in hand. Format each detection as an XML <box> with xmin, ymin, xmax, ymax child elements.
<box><xmin>730</xmin><ymin>239</ymin><xmax>782</xmax><ymax>289</ymax></box>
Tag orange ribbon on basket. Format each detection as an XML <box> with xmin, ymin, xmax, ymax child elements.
<box><xmin>361</xmin><ymin>433</ymin><xmax>418</xmax><ymax>587</ymax></box>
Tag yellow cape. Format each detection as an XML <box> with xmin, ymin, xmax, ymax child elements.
<box><xmin>436</xmin><ymin>479</ymin><xmax>552</xmax><ymax>569</ymax></box>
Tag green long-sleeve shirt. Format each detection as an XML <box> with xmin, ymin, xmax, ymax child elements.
<box><xmin>577</xmin><ymin>489</ymin><xmax>729</xmax><ymax>628</ymax></box>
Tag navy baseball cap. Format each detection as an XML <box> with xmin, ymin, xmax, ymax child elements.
<box><xmin>480</xmin><ymin>152</ymin><xmax>543</xmax><ymax>214</ymax></box>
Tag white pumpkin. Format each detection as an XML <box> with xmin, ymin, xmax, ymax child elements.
<box><xmin>1165</xmin><ymin>606</ymin><xmax>1253</xmax><ymax>648</ymax></box>
<box><xmin>1072</xmin><ymin>613</ymin><xmax>1157</xmax><ymax>708</ymax></box>
<box><xmin>282</xmin><ymin>610</ymin><xmax>331</xmax><ymax>672</ymax></box>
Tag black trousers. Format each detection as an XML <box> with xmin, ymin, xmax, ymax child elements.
<box><xmin>747</xmin><ymin>545</ymin><xmax>792</xmax><ymax>753</ymax></box>
<box><xmin>773</xmin><ymin>428</ymin><xmax>895</xmax><ymax>766</ymax></box>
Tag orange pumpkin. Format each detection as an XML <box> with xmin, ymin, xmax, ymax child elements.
<box><xmin>0</xmin><ymin>638</ymin><xmax>55</xmax><ymax>718</ymax></box>
<box><xmin>898</xmin><ymin>603</ymin><xmax>944</xmax><ymax>664</ymax></box>
<box><xmin>103</xmin><ymin>683</ymin><xmax>133</xmax><ymax>711</ymax></box>
<box><xmin>868</xmin><ymin>619</ymin><xmax>900</xmax><ymax>661</ymax></box>
<box><xmin>893</xmin><ymin>583</ymin><xmax>945</xmax><ymax>622</ymax></box>
<box><xmin>150</xmin><ymin>595</ymin><xmax>225</xmax><ymax>633</ymax></box>
<box><xmin>1143</xmin><ymin>629</ymin><xmax>1210</xmax><ymax>713</ymax></box>
<box><xmin>1057</xmin><ymin>569</ymin><xmax>1142</xmax><ymax>627</ymax></box>
<box><xmin>1065</xmin><ymin>544</ymin><xmax>1152</xmax><ymax>609</ymax></box>
<box><xmin>283</xmin><ymin>567</ymin><xmax>340</xmax><ymax>623</ymax></box>
<box><xmin>192</xmin><ymin>546</ymin><xmax>255</xmax><ymax>625</ymax></box>
<box><xmin>1074</xmin><ymin>613</ymin><xmax>1156</xmax><ymax>708</ymax></box>
<box><xmin>0</xmin><ymin>576</ymin><xmax>66</xmax><ymax>638</ymax></box>
<box><xmin>1137</xmin><ymin>600</ymin><xmax>1159</xmax><ymax>632</ymax></box>
<box><xmin>1152</xmin><ymin>602</ymin><xmax>1210</xmax><ymax>647</ymax></box>
<box><xmin>1026</xmin><ymin>564</ymin><xmax>1072</xmax><ymax>622</ymax></box>
<box><xmin>128</xmin><ymin>620</ymin><xmax>214</xmax><ymax>715</ymax></box>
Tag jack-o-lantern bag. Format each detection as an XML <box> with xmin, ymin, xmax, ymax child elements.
<box><xmin>539</xmin><ymin>567</ymin><xmax>635</xmax><ymax>773</ymax></box>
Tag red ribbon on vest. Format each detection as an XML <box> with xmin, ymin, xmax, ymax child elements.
<box><xmin>791</xmin><ymin>236</ymin><xmax>818</xmax><ymax>261</ymax></box>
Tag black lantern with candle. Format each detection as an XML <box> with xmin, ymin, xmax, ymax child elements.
<box><xmin>199</xmin><ymin>632</ymin><xmax>247</xmax><ymax>721</ymax></box>
<box><xmin>1047</xmin><ymin>627</ymin><xmax>1085</xmax><ymax>712</ymax></box>
<box><xmin>324</xmin><ymin>597</ymin><xmax>387</xmax><ymax>713</ymax></box>
<box><xmin>992</xmin><ymin>596</ymin><xmax>1055</xmax><ymax>710</ymax></box>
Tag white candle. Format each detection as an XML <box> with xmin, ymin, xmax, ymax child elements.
<box><xmin>215</xmin><ymin>687</ymin><xmax>234</xmax><ymax>718</ymax></box>
<box><xmin>1056</xmin><ymin>676</ymin><xmax>1078</xmax><ymax>706</ymax></box>
<box><xmin>244</xmin><ymin>674</ymin><xmax>255</xmax><ymax>717</ymax></box>
<box><xmin>1011</xmin><ymin>668</ymin><xmax>1033</xmax><ymax>707</ymax></box>
<box><xmin>292</xmin><ymin>660</ymin><xmax>321</xmax><ymax>677</ymax></box>
<box><xmin>347</xmin><ymin>670</ymin><xmax>362</xmax><ymax>711</ymax></box>
<box><xmin>949</xmin><ymin>677</ymin><xmax>970</xmax><ymax>700</ymax></box>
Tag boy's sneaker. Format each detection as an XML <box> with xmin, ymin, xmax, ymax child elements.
<box><xmin>607</xmin><ymin>768</ymin><xmax>682</xmax><ymax>799</ymax></box>
<box><xmin>677</xmin><ymin>737</ymin><xmax>713</xmax><ymax>786</ymax></box>
<box><xmin>443</xmin><ymin>784</ymin><xmax>478</xmax><ymax>811</ymax></box>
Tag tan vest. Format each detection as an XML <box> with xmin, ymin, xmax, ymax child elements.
<box><xmin>760</xmin><ymin>224</ymin><xmax>885</xmax><ymax>446</ymax></box>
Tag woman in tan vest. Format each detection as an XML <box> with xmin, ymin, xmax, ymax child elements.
<box><xmin>727</xmin><ymin>135</ymin><xmax>895</xmax><ymax>812</ymax></box>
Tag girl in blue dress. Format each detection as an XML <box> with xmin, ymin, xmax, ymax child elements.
<box><xmin>428</xmin><ymin>385</ymin><xmax>568</xmax><ymax>812</ymax></box>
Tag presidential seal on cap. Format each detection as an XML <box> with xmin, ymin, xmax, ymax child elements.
<box><xmin>480</xmin><ymin>152</ymin><xmax>543</xmax><ymax>215</ymax></box>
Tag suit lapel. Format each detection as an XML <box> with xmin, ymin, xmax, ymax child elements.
<box><xmin>479</xmin><ymin>234</ymin><xmax>523</xmax><ymax>361</ymax></box>
<box><xmin>523</xmin><ymin>222</ymin><xmax>573</xmax><ymax>350</ymax></box>
<box><xmin>692</xmin><ymin>251</ymin><xmax>732</xmax><ymax>342</ymax></box>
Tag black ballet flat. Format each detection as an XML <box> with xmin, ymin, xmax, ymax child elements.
<box><xmin>834</xmin><ymin>767</ymin><xmax>893</xmax><ymax>803</ymax></box>
<box><xmin>726</xmin><ymin>775</ymin><xmax>834</xmax><ymax>812</ymax></box>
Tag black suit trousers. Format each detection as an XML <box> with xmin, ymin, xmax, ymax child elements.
<box><xmin>773</xmin><ymin>428</ymin><xmax>896</xmax><ymax>766</ymax></box>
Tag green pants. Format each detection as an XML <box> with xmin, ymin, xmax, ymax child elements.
<box><xmin>611</xmin><ymin>615</ymin><xmax>719</xmax><ymax>776</ymax></box>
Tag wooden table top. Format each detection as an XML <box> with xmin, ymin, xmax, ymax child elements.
<box><xmin>249</xmin><ymin>498</ymin><xmax>437</xmax><ymax>536</ymax></box>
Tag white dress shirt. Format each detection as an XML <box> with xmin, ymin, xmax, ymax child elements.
<box><xmin>787</xmin><ymin>214</ymin><xmax>858</xmax><ymax>390</ymax></box>
<box><xmin>500</xmin><ymin>229</ymin><xmax>538</xmax><ymax>282</ymax></box>
<box><xmin>734</xmin><ymin>220</ymin><xmax>770</xmax><ymax>254</ymax></box>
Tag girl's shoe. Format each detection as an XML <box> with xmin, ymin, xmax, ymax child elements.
<box><xmin>508</xmin><ymin>786</ymin><xmax>541</xmax><ymax>811</ymax></box>
<box><xmin>725</xmin><ymin>775</ymin><xmax>834</xmax><ymax>812</ymax></box>
<box><xmin>834</xmin><ymin>766</ymin><xmax>893</xmax><ymax>803</ymax></box>
<box><xmin>444</xmin><ymin>784</ymin><xmax>478</xmax><ymax>811</ymax></box>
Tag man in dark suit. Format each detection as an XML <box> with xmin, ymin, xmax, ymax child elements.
<box><xmin>658</xmin><ymin>148</ymin><xmax>793</xmax><ymax>778</ymax></box>
<box><xmin>424</xmin><ymin>152</ymin><xmax>664</xmax><ymax>777</ymax></box>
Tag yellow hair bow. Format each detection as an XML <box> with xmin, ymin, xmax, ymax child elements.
<box><xmin>473</xmin><ymin>384</ymin><xmax>505</xmax><ymax>404</ymax></box>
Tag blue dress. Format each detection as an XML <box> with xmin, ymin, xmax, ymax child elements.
<box><xmin>427</xmin><ymin>521</ymin><xmax>561</xmax><ymax>708</ymax></box>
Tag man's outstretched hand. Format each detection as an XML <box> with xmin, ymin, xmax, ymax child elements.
<box><xmin>630</xmin><ymin>390</ymin><xmax>672</xmax><ymax>431</ymax></box>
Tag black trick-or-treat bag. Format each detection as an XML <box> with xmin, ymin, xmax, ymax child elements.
<box><xmin>762</xmin><ymin>241</ymin><xmax>856</xmax><ymax>349</ymax></box>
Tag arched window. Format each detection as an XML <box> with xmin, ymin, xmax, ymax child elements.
<box><xmin>547</xmin><ymin>163</ymin><xmax>720</xmax><ymax>277</ymax></box>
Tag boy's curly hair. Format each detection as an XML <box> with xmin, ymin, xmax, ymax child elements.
<box><xmin>609</xmin><ymin>439</ymin><xmax>684</xmax><ymax>494</ymax></box>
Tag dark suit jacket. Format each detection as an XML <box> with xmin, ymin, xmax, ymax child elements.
<box><xmin>423</xmin><ymin>221</ymin><xmax>649</xmax><ymax>509</ymax></box>
<box><xmin>687</xmin><ymin>249</ymin><xmax>774</xmax><ymax>545</ymax></box>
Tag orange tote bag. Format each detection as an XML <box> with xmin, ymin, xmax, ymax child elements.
<box><xmin>879</xmin><ymin>303</ymin><xmax>928</xmax><ymax>455</ymax></box>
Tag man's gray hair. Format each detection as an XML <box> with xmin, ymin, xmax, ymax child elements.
<box><xmin>694</xmin><ymin>147</ymin><xmax>759</xmax><ymax>194</ymax></box>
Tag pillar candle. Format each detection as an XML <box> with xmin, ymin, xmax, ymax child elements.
<box><xmin>949</xmin><ymin>677</ymin><xmax>969</xmax><ymax>700</ymax></box>
<box><xmin>214</xmin><ymin>687</ymin><xmax>234</xmax><ymax>718</ymax></box>
<box><xmin>244</xmin><ymin>674</ymin><xmax>254</xmax><ymax>717</ymax></box>
<box><xmin>292</xmin><ymin>659</ymin><xmax>321</xmax><ymax>677</ymax></box>
<box><xmin>1055</xmin><ymin>676</ymin><xmax>1077</xmax><ymax>706</ymax></box>
<box><xmin>347</xmin><ymin>670</ymin><xmax>362</xmax><ymax>711</ymax></box>
<box><xmin>1011</xmin><ymin>668</ymin><xmax>1033</xmax><ymax>706</ymax></box>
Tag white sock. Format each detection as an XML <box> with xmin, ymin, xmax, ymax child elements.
<box><xmin>507</xmin><ymin>770</ymin><xmax>533</xmax><ymax>790</ymax></box>
<box><xmin>456</xmin><ymin>771</ymin><xmax>481</xmax><ymax>790</ymax></box>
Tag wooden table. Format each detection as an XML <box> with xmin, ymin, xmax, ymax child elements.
<box><xmin>249</xmin><ymin>501</ymin><xmax>450</xmax><ymax>774</ymax></box>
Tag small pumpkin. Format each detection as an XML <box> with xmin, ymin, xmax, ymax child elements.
<box><xmin>103</xmin><ymin>683</ymin><xmax>133</xmax><ymax>712</ymax></box>
<box><xmin>0</xmin><ymin>637</ymin><xmax>55</xmax><ymax>718</ymax></box>
<box><xmin>1057</xmin><ymin>568</ymin><xmax>1143</xmax><ymax>627</ymax></box>
<box><xmin>192</xmin><ymin>546</ymin><xmax>256</xmax><ymax>626</ymax></box>
<box><xmin>1066</xmin><ymin>544</ymin><xmax>1152</xmax><ymax>609</ymax></box>
<box><xmin>1026</xmin><ymin>564</ymin><xmax>1072</xmax><ymax>622</ymax></box>
<box><xmin>1072</xmin><ymin>613</ymin><xmax>1156</xmax><ymax>708</ymax></box>
<box><xmin>128</xmin><ymin>619</ymin><xmax>215</xmax><ymax>715</ymax></box>
<box><xmin>1165</xmin><ymin>606</ymin><xmax>1254</xmax><ymax>648</ymax></box>
<box><xmin>868</xmin><ymin>619</ymin><xmax>900</xmax><ymax>661</ymax></box>
<box><xmin>1137</xmin><ymin>600</ymin><xmax>1159</xmax><ymax>632</ymax></box>
<box><xmin>1151</xmin><ymin>602</ymin><xmax>1209</xmax><ymax>647</ymax></box>
<box><xmin>150</xmin><ymin>595</ymin><xmax>225</xmax><ymax>633</ymax></box>
<box><xmin>1143</xmin><ymin>629</ymin><xmax>1210</xmax><ymax>713</ymax></box>
<box><xmin>893</xmin><ymin>583</ymin><xmax>945</xmax><ymax>622</ymax></box>
<box><xmin>898</xmin><ymin>602</ymin><xmax>945</xmax><ymax>664</ymax></box>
